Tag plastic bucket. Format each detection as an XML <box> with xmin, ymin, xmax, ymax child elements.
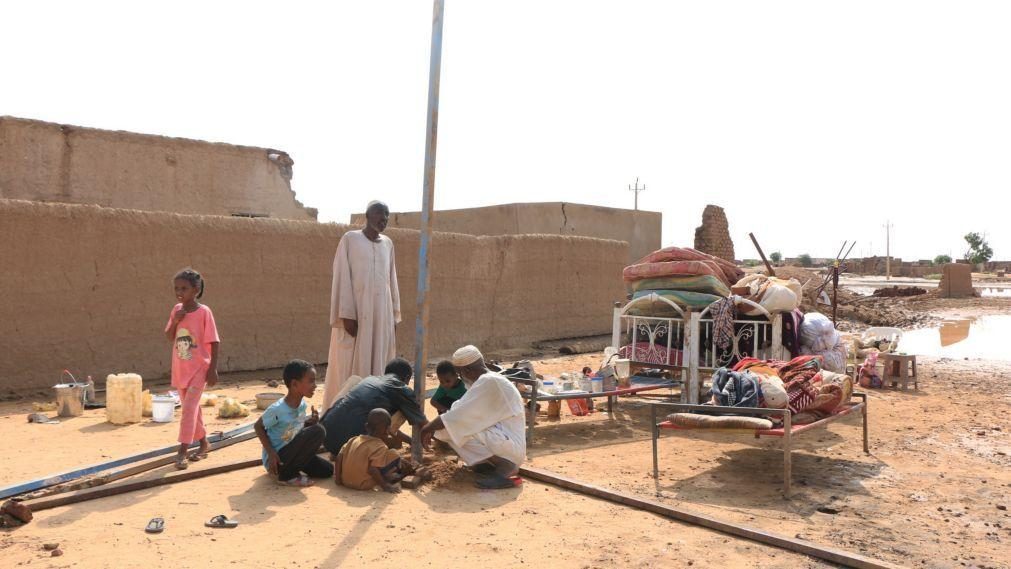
<box><xmin>151</xmin><ymin>395</ymin><xmax>175</xmax><ymax>423</ymax></box>
<box><xmin>54</xmin><ymin>383</ymin><xmax>85</xmax><ymax>417</ymax></box>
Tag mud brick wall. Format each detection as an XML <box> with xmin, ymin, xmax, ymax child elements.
<box><xmin>0</xmin><ymin>200</ymin><xmax>627</xmax><ymax>391</ymax></box>
<box><xmin>353</xmin><ymin>202</ymin><xmax>661</xmax><ymax>265</ymax></box>
<box><xmin>693</xmin><ymin>204</ymin><xmax>735</xmax><ymax>262</ymax></box>
<box><xmin>0</xmin><ymin>116</ymin><xmax>316</xmax><ymax>220</ymax></box>
<box><xmin>940</xmin><ymin>263</ymin><xmax>974</xmax><ymax>298</ymax></box>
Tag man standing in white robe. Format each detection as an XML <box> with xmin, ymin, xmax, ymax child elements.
<box><xmin>322</xmin><ymin>201</ymin><xmax>401</xmax><ymax>411</ymax></box>
<box><xmin>421</xmin><ymin>345</ymin><xmax>526</xmax><ymax>489</ymax></box>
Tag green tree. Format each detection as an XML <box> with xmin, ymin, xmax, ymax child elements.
<box><xmin>770</xmin><ymin>251</ymin><xmax>782</xmax><ymax>264</ymax></box>
<box><xmin>934</xmin><ymin>254</ymin><xmax>952</xmax><ymax>265</ymax></box>
<box><xmin>798</xmin><ymin>254</ymin><xmax>813</xmax><ymax>268</ymax></box>
<box><xmin>964</xmin><ymin>233</ymin><xmax>994</xmax><ymax>265</ymax></box>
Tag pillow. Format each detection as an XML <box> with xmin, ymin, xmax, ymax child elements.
<box><xmin>667</xmin><ymin>413</ymin><xmax>774</xmax><ymax>430</ymax></box>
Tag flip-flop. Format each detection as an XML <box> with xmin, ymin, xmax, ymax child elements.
<box><xmin>475</xmin><ymin>473</ymin><xmax>522</xmax><ymax>490</ymax></box>
<box><xmin>145</xmin><ymin>517</ymin><xmax>165</xmax><ymax>533</ymax></box>
<box><xmin>204</xmin><ymin>514</ymin><xmax>238</xmax><ymax>529</ymax></box>
<box><xmin>278</xmin><ymin>475</ymin><xmax>314</xmax><ymax>488</ymax></box>
<box><xmin>174</xmin><ymin>457</ymin><xmax>189</xmax><ymax>470</ymax></box>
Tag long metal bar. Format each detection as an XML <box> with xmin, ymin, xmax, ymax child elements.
<box><xmin>0</xmin><ymin>422</ymin><xmax>255</xmax><ymax>500</ymax></box>
<box><xmin>25</xmin><ymin>457</ymin><xmax>263</xmax><ymax>512</ymax></box>
<box><xmin>17</xmin><ymin>431</ymin><xmax>258</xmax><ymax>501</ymax></box>
<box><xmin>412</xmin><ymin>0</ymin><xmax>446</xmax><ymax>464</ymax></box>
<box><xmin>518</xmin><ymin>466</ymin><xmax>899</xmax><ymax>569</ymax></box>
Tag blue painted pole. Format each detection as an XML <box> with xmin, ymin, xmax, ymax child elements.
<box><xmin>412</xmin><ymin>0</ymin><xmax>446</xmax><ymax>463</ymax></box>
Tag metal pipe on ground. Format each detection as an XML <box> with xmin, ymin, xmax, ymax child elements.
<box><xmin>0</xmin><ymin>422</ymin><xmax>256</xmax><ymax>500</ymax></box>
<box><xmin>518</xmin><ymin>466</ymin><xmax>899</xmax><ymax>569</ymax></box>
<box><xmin>18</xmin><ymin>431</ymin><xmax>258</xmax><ymax>501</ymax></box>
<box><xmin>25</xmin><ymin>458</ymin><xmax>263</xmax><ymax>512</ymax></box>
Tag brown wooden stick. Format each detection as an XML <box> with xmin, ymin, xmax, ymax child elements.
<box><xmin>19</xmin><ymin>431</ymin><xmax>258</xmax><ymax>501</ymax></box>
<box><xmin>518</xmin><ymin>466</ymin><xmax>899</xmax><ymax>569</ymax></box>
<box><xmin>749</xmin><ymin>233</ymin><xmax>776</xmax><ymax>277</ymax></box>
<box><xmin>26</xmin><ymin>458</ymin><xmax>262</xmax><ymax>512</ymax></box>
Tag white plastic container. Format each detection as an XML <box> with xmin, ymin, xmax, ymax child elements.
<box><xmin>591</xmin><ymin>377</ymin><xmax>604</xmax><ymax>393</ymax></box>
<box><xmin>151</xmin><ymin>395</ymin><xmax>175</xmax><ymax>423</ymax></box>
<box><xmin>541</xmin><ymin>380</ymin><xmax>556</xmax><ymax>395</ymax></box>
<box><xmin>106</xmin><ymin>373</ymin><xmax>143</xmax><ymax>424</ymax></box>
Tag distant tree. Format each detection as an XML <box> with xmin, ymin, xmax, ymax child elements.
<box><xmin>798</xmin><ymin>254</ymin><xmax>813</xmax><ymax>268</ymax></box>
<box><xmin>743</xmin><ymin>259</ymin><xmax>761</xmax><ymax>267</ymax></box>
<box><xmin>964</xmin><ymin>233</ymin><xmax>994</xmax><ymax>265</ymax></box>
<box><xmin>770</xmin><ymin>251</ymin><xmax>782</xmax><ymax>264</ymax></box>
<box><xmin>934</xmin><ymin>254</ymin><xmax>952</xmax><ymax>265</ymax></box>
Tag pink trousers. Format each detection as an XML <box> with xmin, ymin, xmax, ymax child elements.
<box><xmin>177</xmin><ymin>383</ymin><xmax>207</xmax><ymax>445</ymax></box>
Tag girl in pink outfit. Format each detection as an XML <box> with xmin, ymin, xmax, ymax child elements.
<box><xmin>165</xmin><ymin>268</ymin><xmax>220</xmax><ymax>470</ymax></box>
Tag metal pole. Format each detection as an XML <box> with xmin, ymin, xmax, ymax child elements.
<box><xmin>412</xmin><ymin>0</ymin><xmax>446</xmax><ymax>464</ymax></box>
<box><xmin>884</xmin><ymin>221</ymin><xmax>891</xmax><ymax>281</ymax></box>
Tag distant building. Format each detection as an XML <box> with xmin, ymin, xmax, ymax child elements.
<box><xmin>352</xmin><ymin>202</ymin><xmax>661</xmax><ymax>263</ymax></box>
<box><xmin>0</xmin><ymin>116</ymin><xmax>316</xmax><ymax>220</ymax></box>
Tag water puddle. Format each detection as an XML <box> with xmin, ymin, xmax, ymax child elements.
<box><xmin>980</xmin><ymin>287</ymin><xmax>1011</xmax><ymax>298</ymax></box>
<box><xmin>898</xmin><ymin>315</ymin><xmax>1011</xmax><ymax>360</ymax></box>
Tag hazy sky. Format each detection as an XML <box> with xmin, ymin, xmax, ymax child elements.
<box><xmin>3</xmin><ymin>1</ymin><xmax>1008</xmax><ymax>261</ymax></box>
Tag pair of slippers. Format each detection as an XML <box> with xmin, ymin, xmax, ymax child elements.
<box><xmin>145</xmin><ymin>515</ymin><xmax>237</xmax><ymax>533</ymax></box>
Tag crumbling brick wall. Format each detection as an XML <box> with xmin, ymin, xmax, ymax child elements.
<box><xmin>0</xmin><ymin>116</ymin><xmax>316</xmax><ymax>220</ymax></box>
<box><xmin>693</xmin><ymin>205</ymin><xmax>735</xmax><ymax>262</ymax></box>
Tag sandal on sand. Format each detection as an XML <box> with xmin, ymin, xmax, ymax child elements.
<box><xmin>278</xmin><ymin>475</ymin><xmax>314</xmax><ymax>488</ymax></box>
<box><xmin>188</xmin><ymin>450</ymin><xmax>209</xmax><ymax>462</ymax></box>
<box><xmin>204</xmin><ymin>514</ymin><xmax>238</xmax><ymax>529</ymax></box>
<box><xmin>174</xmin><ymin>457</ymin><xmax>189</xmax><ymax>470</ymax></box>
<box><xmin>145</xmin><ymin>517</ymin><xmax>165</xmax><ymax>533</ymax></box>
<box><xmin>475</xmin><ymin>473</ymin><xmax>522</xmax><ymax>490</ymax></box>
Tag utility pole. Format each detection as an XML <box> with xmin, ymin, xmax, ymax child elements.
<box><xmin>629</xmin><ymin>177</ymin><xmax>645</xmax><ymax>210</ymax></box>
<box><xmin>411</xmin><ymin>0</ymin><xmax>445</xmax><ymax>464</ymax></box>
<box><xmin>884</xmin><ymin>221</ymin><xmax>893</xmax><ymax>281</ymax></box>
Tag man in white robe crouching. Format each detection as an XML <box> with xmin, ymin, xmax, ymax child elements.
<box><xmin>421</xmin><ymin>345</ymin><xmax>526</xmax><ymax>489</ymax></box>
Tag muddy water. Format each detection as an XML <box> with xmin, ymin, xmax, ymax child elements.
<box><xmin>898</xmin><ymin>315</ymin><xmax>1011</xmax><ymax>360</ymax></box>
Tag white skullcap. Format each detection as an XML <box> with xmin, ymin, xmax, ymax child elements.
<box><xmin>452</xmin><ymin>345</ymin><xmax>483</xmax><ymax>367</ymax></box>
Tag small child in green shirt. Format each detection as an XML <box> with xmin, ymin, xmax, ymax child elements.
<box><xmin>430</xmin><ymin>360</ymin><xmax>467</xmax><ymax>414</ymax></box>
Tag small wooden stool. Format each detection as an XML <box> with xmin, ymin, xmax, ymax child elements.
<box><xmin>881</xmin><ymin>353</ymin><xmax>918</xmax><ymax>390</ymax></box>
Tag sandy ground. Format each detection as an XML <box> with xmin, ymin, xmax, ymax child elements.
<box><xmin>2</xmin><ymin>303</ymin><xmax>1010</xmax><ymax>568</ymax></box>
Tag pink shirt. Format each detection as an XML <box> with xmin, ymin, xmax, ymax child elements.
<box><xmin>165</xmin><ymin>304</ymin><xmax>220</xmax><ymax>389</ymax></box>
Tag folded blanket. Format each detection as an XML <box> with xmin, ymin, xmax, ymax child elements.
<box><xmin>623</xmin><ymin>260</ymin><xmax>732</xmax><ymax>287</ymax></box>
<box><xmin>710</xmin><ymin>368</ymin><xmax>760</xmax><ymax>407</ymax></box>
<box><xmin>630</xmin><ymin>290</ymin><xmax>723</xmax><ymax>312</ymax></box>
<box><xmin>667</xmin><ymin>412</ymin><xmax>774</xmax><ymax>430</ymax></box>
<box><xmin>628</xmin><ymin>275</ymin><xmax>731</xmax><ymax>297</ymax></box>
<box><xmin>634</xmin><ymin>247</ymin><xmax>744</xmax><ymax>284</ymax></box>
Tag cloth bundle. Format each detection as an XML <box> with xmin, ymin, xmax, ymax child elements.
<box><xmin>733</xmin><ymin>274</ymin><xmax>803</xmax><ymax>315</ymax></box>
<box><xmin>710</xmin><ymin>368</ymin><xmax>760</xmax><ymax>407</ymax></box>
<box><xmin>733</xmin><ymin>355</ymin><xmax>854</xmax><ymax>424</ymax></box>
